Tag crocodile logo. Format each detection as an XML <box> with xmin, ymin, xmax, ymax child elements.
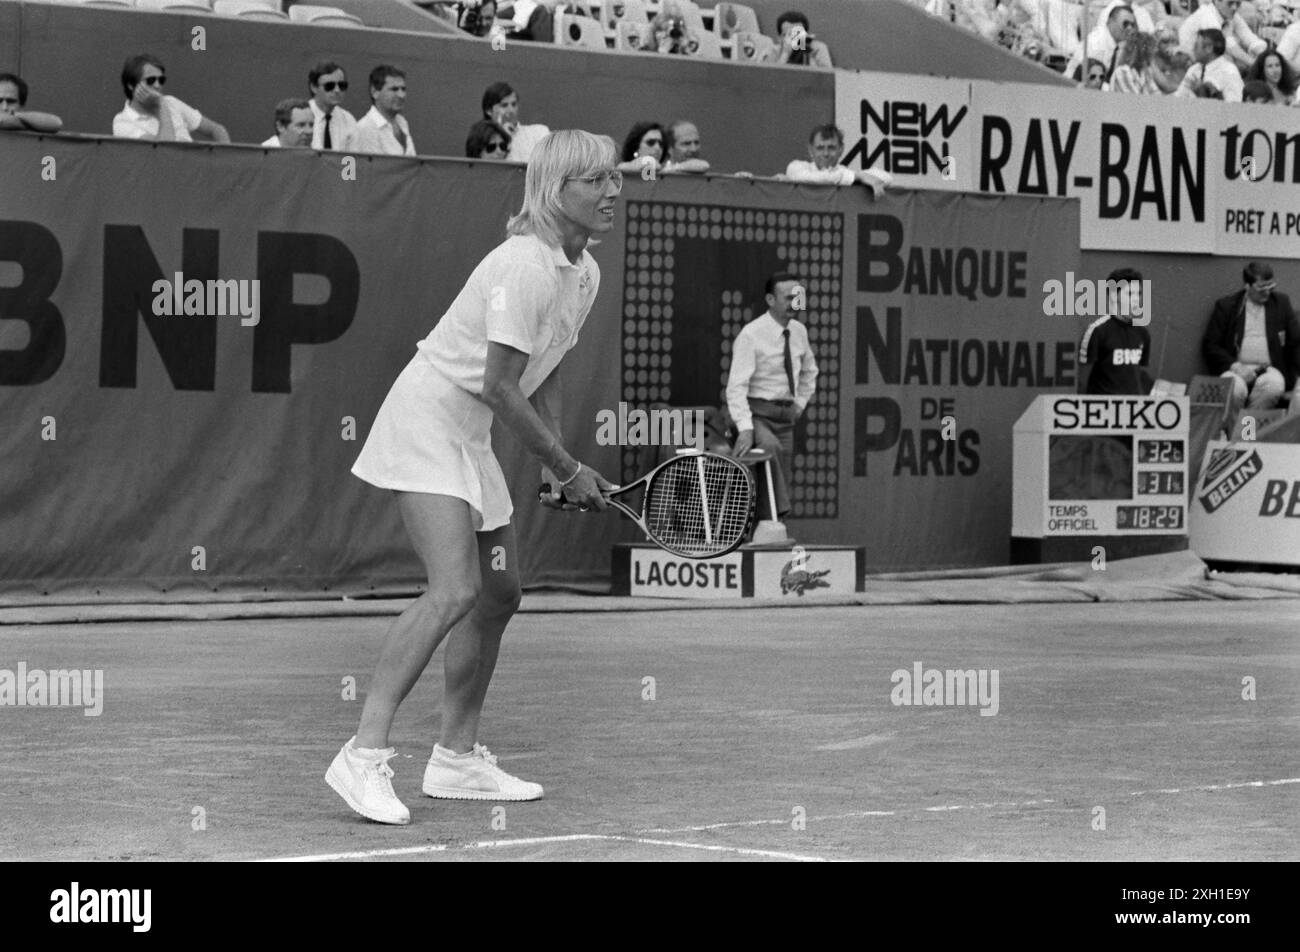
<box><xmin>780</xmin><ymin>559</ymin><xmax>831</xmax><ymax>596</ymax></box>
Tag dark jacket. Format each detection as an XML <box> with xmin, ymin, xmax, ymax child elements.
<box><xmin>1202</xmin><ymin>290</ymin><xmax>1300</xmax><ymax>391</ymax></box>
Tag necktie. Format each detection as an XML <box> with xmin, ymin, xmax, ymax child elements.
<box><xmin>323</xmin><ymin>112</ymin><xmax>332</xmax><ymax>149</ymax></box>
<box><xmin>783</xmin><ymin>328</ymin><xmax>795</xmax><ymax>398</ymax></box>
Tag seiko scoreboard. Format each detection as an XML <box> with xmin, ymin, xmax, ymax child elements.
<box><xmin>1012</xmin><ymin>395</ymin><xmax>1190</xmax><ymax>562</ymax></box>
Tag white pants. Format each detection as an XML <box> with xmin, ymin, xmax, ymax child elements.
<box><xmin>1220</xmin><ymin>367</ymin><xmax>1293</xmax><ymax>413</ymax></box>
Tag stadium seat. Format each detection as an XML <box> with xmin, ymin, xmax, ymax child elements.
<box><xmin>712</xmin><ymin>1</ymin><xmax>757</xmax><ymax>41</ymax></box>
<box><xmin>213</xmin><ymin>0</ymin><xmax>288</xmax><ymax>18</ymax></box>
<box><xmin>675</xmin><ymin>0</ymin><xmax>707</xmax><ymax>37</ymax></box>
<box><xmin>556</xmin><ymin>11</ymin><xmax>609</xmax><ymax>48</ymax></box>
<box><xmin>136</xmin><ymin>0</ymin><xmax>215</xmax><ymax>11</ymax></box>
<box><xmin>594</xmin><ymin>0</ymin><xmax>650</xmax><ymax>31</ymax></box>
<box><xmin>614</xmin><ymin>19</ymin><xmax>651</xmax><ymax>49</ymax></box>
<box><xmin>688</xmin><ymin>29</ymin><xmax>724</xmax><ymax>58</ymax></box>
<box><xmin>732</xmin><ymin>29</ymin><xmax>775</xmax><ymax>62</ymax></box>
<box><xmin>287</xmin><ymin>4</ymin><xmax>365</xmax><ymax>26</ymax></box>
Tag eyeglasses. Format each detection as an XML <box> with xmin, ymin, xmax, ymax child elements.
<box><xmin>1250</xmin><ymin>281</ymin><xmax>1277</xmax><ymax>293</ymax></box>
<box><xmin>321</xmin><ymin>81</ymin><xmax>348</xmax><ymax>92</ymax></box>
<box><xmin>566</xmin><ymin>169</ymin><xmax>623</xmax><ymax>189</ymax></box>
<box><xmin>484</xmin><ymin>141</ymin><xmax>507</xmax><ymax>153</ymax></box>
<box><xmin>143</xmin><ymin>75</ymin><xmax>166</xmax><ymax>87</ymax></box>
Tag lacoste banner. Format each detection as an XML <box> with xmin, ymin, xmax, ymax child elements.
<box><xmin>1190</xmin><ymin>440</ymin><xmax>1300</xmax><ymax>567</ymax></box>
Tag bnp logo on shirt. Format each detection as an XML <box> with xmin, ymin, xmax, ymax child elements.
<box><xmin>1041</xmin><ymin>273</ymin><xmax>1153</xmax><ymax>327</ymax></box>
<box><xmin>1198</xmin><ymin>447</ymin><xmax>1263</xmax><ymax>513</ymax></box>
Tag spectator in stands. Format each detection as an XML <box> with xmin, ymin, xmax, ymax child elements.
<box><xmin>0</xmin><ymin>72</ymin><xmax>62</xmax><ymax>133</ymax></box>
<box><xmin>1202</xmin><ymin>262</ymin><xmax>1300</xmax><ymax>414</ymax></box>
<box><xmin>662</xmin><ymin>119</ymin><xmax>710</xmax><ymax>174</ymax></box>
<box><xmin>781</xmin><ymin>124</ymin><xmax>893</xmax><ymax>197</ymax></box>
<box><xmin>458</xmin><ymin>0</ymin><xmax>497</xmax><ymax>36</ymax></box>
<box><xmin>1078</xmin><ymin>268</ymin><xmax>1152</xmax><ymax>396</ymax></box>
<box><xmin>650</xmin><ymin>1</ymin><xmax>701</xmax><ymax>55</ymax></box>
<box><xmin>1246</xmin><ymin>49</ymin><xmax>1299</xmax><ymax>103</ymax></box>
<box><xmin>482</xmin><ymin>81</ymin><xmax>550</xmax><ymax>163</ymax></box>
<box><xmin>1179</xmin><ymin>0</ymin><xmax>1266</xmax><ymax>71</ymax></box>
<box><xmin>1177</xmin><ymin>28</ymin><xmax>1244</xmax><ymax>101</ymax></box>
<box><xmin>1108</xmin><ymin>31</ymin><xmax>1161</xmax><ymax>92</ymax></box>
<box><xmin>1275</xmin><ymin>15</ymin><xmax>1300</xmax><ymax>76</ymax></box>
<box><xmin>465</xmin><ymin>119</ymin><xmax>511</xmax><ymax>159</ymax></box>
<box><xmin>1066</xmin><ymin>5</ymin><xmax>1139</xmax><ymax>82</ymax></box>
<box><xmin>616</xmin><ymin>121</ymin><xmax>666</xmax><ymax>176</ymax></box>
<box><xmin>261</xmin><ymin>98</ymin><xmax>314</xmax><ymax>148</ymax></box>
<box><xmin>498</xmin><ymin>0</ymin><xmax>554</xmax><ymax>41</ymax></box>
<box><xmin>1084</xmin><ymin>58</ymin><xmax>1110</xmax><ymax>89</ymax></box>
<box><xmin>1243</xmin><ymin>78</ymin><xmax>1274</xmax><ymax>100</ymax></box>
<box><xmin>308</xmin><ymin>62</ymin><xmax>359</xmax><ymax>152</ymax></box>
<box><xmin>355</xmin><ymin>65</ymin><xmax>416</xmax><ymax>157</ymax></box>
<box><xmin>1152</xmin><ymin>46</ymin><xmax>1193</xmax><ymax>93</ymax></box>
<box><xmin>773</xmin><ymin>10</ymin><xmax>833</xmax><ymax>67</ymax></box>
<box><xmin>113</xmin><ymin>54</ymin><xmax>229</xmax><ymax>144</ymax></box>
<box><xmin>727</xmin><ymin>271</ymin><xmax>819</xmax><ymax>521</ymax></box>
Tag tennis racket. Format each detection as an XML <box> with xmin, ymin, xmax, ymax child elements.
<box><xmin>539</xmin><ymin>450</ymin><xmax>756</xmax><ymax>558</ymax></box>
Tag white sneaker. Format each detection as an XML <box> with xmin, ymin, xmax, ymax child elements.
<box><xmin>326</xmin><ymin>737</ymin><xmax>411</xmax><ymax>825</ymax></box>
<box><xmin>422</xmin><ymin>743</ymin><xmax>544</xmax><ymax>801</ymax></box>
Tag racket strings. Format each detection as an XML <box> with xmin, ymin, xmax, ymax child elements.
<box><xmin>645</xmin><ymin>456</ymin><xmax>752</xmax><ymax>556</ymax></box>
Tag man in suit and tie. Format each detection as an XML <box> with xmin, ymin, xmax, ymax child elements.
<box><xmin>727</xmin><ymin>272</ymin><xmax>819</xmax><ymax>520</ymax></box>
<box><xmin>307</xmin><ymin>61</ymin><xmax>359</xmax><ymax>152</ymax></box>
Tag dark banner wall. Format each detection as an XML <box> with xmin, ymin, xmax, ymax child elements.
<box><xmin>1</xmin><ymin>136</ymin><xmax>1082</xmax><ymax>598</ymax></box>
<box><xmin>5</xmin><ymin>1</ymin><xmax>829</xmax><ymax>177</ymax></box>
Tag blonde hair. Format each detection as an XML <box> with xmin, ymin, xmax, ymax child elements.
<box><xmin>507</xmin><ymin>129</ymin><xmax>617</xmax><ymax>247</ymax></box>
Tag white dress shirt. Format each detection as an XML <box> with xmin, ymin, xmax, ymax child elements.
<box><xmin>112</xmin><ymin>96</ymin><xmax>202</xmax><ymax>141</ymax></box>
<box><xmin>726</xmin><ymin>312</ymin><xmax>819</xmax><ymax>431</ymax></box>
<box><xmin>309</xmin><ymin>98</ymin><xmax>359</xmax><ymax>152</ymax></box>
<box><xmin>355</xmin><ymin>105</ymin><xmax>417</xmax><ymax>156</ymax></box>
<box><xmin>1178</xmin><ymin>3</ymin><xmax>1266</xmax><ymax>64</ymax></box>
<box><xmin>1176</xmin><ymin>54</ymin><xmax>1245</xmax><ymax>101</ymax></box>
<box><xmin>506</xmin><ymin>122</ymin><xmax>550</xmax><ymax>163</ymax></box>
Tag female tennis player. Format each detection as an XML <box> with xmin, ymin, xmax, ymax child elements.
<box><xmin>327</xmin><ymin>130</ymin><xmax>620</xmax><ymax>824</ymax></box>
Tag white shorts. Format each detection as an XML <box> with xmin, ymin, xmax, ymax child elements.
<box><xmin>351</xmin><ymin>356</ymin><xmax>512</xmax><ymax>532</ymax></box>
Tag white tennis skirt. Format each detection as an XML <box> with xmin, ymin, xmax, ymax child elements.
<box><xmin>351</xmin><ymin>356</ymin><xmax>512</xmax><ymax>532</ymax></box>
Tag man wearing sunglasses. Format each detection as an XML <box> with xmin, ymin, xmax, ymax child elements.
<box><xmin>113</xmin><ymin>54</ymin><xmax>229</xmax><ymax>144</ymax></box>
<box><xmin>1202</xmin><ymin>262</ymin><xmax>1300</xmax><ymax>414</ymax></box>
<box><xmin>308</xmin><ymin>61</ymin><xmax>359</xmax><ymax>152</ymax></box>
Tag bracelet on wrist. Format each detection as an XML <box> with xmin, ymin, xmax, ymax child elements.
<box><xmin>558</xmin><ymin>460</ymin><xmax>583</xmax><ymax>487</ymax></box>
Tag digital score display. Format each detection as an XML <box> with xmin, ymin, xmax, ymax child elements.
<box><xmin>1012</xmin><ymin>396</ymin><xmax>1190</xmax><ymax>542</ymax></box>
<box><xmin>1116</xmin><ymin>505</ymin><xmax>1184</xmax><ymax>530</ymax></box>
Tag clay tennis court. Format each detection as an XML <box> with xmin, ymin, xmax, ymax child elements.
<box><xmin>2</xmin><ymin>594</ymin><xmax>1296</xmax><ymax>862</ymax></box>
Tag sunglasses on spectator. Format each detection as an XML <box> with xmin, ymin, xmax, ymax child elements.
<box><xmin>485</xmin><ymin>140</ymin><xmax>507</xmax><ymax>153</ymax></box>
<box><xmin>566</xmin><ymin>169</ymin><xmax>623</xmax><ymax>188</ymax></box>
<box><xmin>1251</xmin><ymin>281</ymin><xmax>1277</xmax><ymax>293</ymax></box>
<box><xmin>320</xmin><ymin>81</ymin><xmax>348</xmax><ymax>92</ymax></box>
<box><xmin>143</xmin><ymin>75</ymin><xmax>166</xmax><ymax>87</ymax></box>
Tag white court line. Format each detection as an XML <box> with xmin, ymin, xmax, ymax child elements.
<box><xmin>638</xmin><ymin>777</ymin><xmax>1300</xmax><ymax>835</ymax></box>
<box><xmin>261</xmin><ymin>833</ymin><xmax>826</xmax><ymax>863</ymax></box>
<box><xmin>263</xmin><ymin>777</ymin><xmax>1300</xmax><ymax>861</ymax></box>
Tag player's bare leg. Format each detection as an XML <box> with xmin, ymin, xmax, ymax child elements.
<box><xmin>439</xmin><ymin>522</ymin><xmax>521</xmax><ymax>753</ymax></box>
<box><xmin>423</xmin><ymin>522</ymin><xmax>541</xmax><ymax>800</ymax></box>
<box><xmin>354</xmin><ymin>492</ymin><xmax>482</xmax><ymax>750</ymax></box>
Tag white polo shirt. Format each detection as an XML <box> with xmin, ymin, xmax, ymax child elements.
<box><xmin>417</xmin><ymin>233</ymin><xmax>599</xmax><ymax>398</ymax></box>
<box><xmin>112</xmin><ymin>96</ymin><xmax>203</xmax><ymax>141</ymax></box>
<box><xmin>355</xmin><ymin>106</ymin><xmax>416</xmax><ymax>157</ymax></box>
